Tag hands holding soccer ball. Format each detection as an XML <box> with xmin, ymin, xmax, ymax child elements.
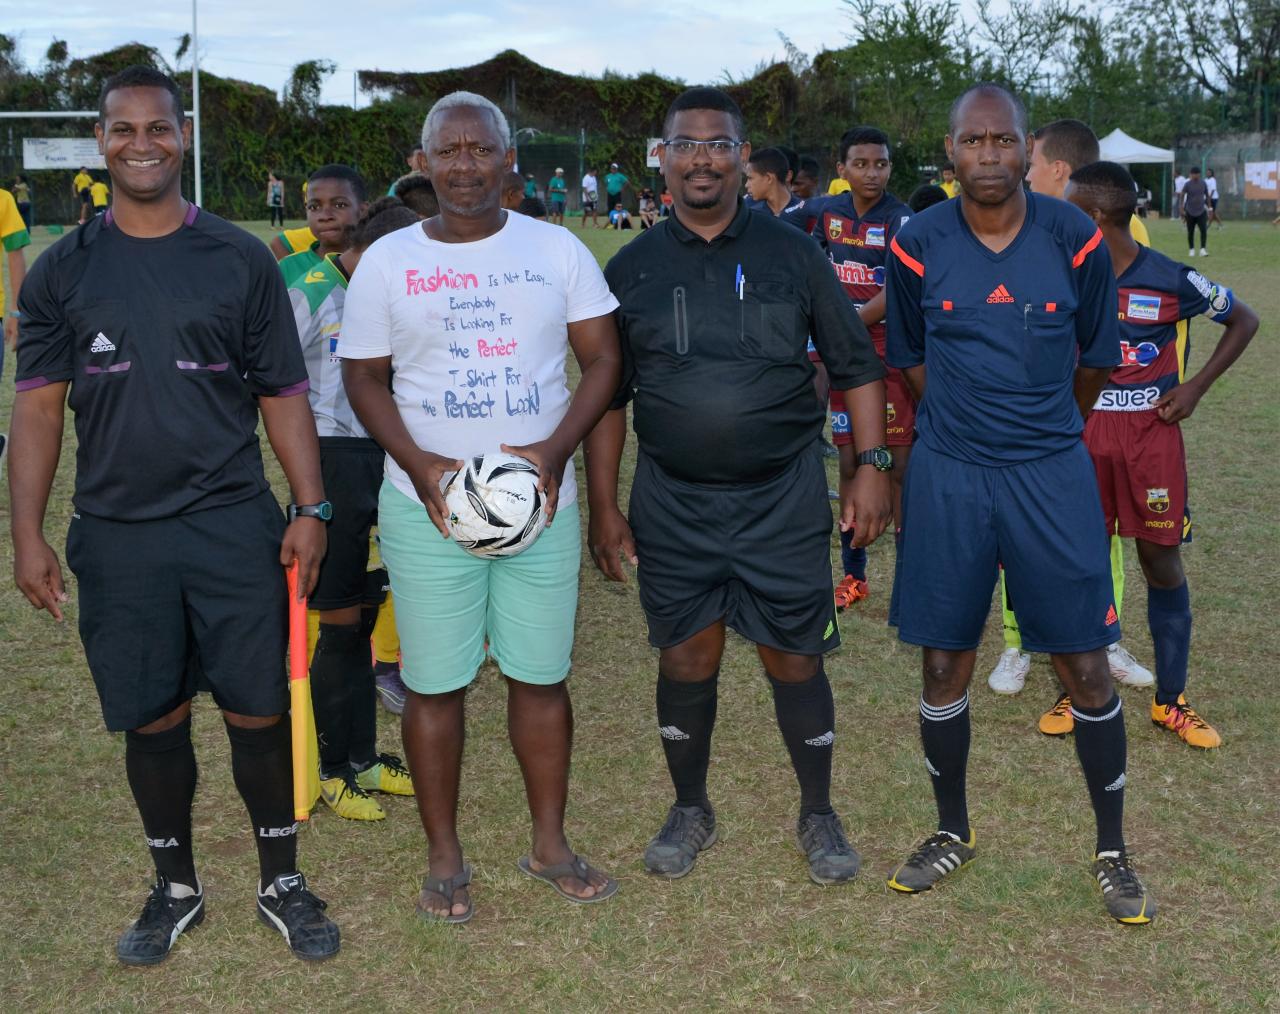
<box><xmin>500</xmin><ymin>438</ymin><xmax>570</xmax><ymax>525</ymax></box>
<box><xmin>407</xmin><ymin>448</ymin><xmax>467</xmax><ymax>537</ymax></box>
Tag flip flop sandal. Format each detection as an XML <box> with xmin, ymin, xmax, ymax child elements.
<box><xmin>416</xmin><ymin>863</ymin><xmax>474</xmax><ymax>924</ymax></box>
<box><xmin>517</xmin><ymin>854</ymin><xmax>619</xmax><ymax>905</ymax></box>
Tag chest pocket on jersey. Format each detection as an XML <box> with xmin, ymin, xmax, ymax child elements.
<box><xmin>71</xmin><ymin>299</ymin><xmax>132</xmax><ymax>380</ymax></box>
<box><xmin>172</xmin><ymin>298</ymin><xmax>240</xmax><ymax>377</ymax></box>
<box><xmin>1022</xmin><ymin>308</ymin><xmax>1076</xmax><ymax>388</ymax></box>
<box><xmin>740</xmin><ymin>279</ymin><xmax>800</xmax><ymax>363</ymax></box>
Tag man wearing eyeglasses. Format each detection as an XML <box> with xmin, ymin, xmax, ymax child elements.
<box><xmin>583</xmin><ymin>87</ymin><xmax>891</xmax><ymax>886</ymax></box>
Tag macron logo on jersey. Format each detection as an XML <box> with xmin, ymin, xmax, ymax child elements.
<box><xmin>986</xmin><ymin>284</ymin><xmax>1015</xmax><ymax>304</ymax></box>
<box><xmin>90</xmin><ymin>332</ymin><xmax>116</xmax><ymax>353</ymax></box>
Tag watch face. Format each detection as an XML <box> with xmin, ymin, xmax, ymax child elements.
<box><xmin>874</xmin><ymin>447</ymin><xmax>894</xmax><ymax>471</ymax></box>
<box><xmin>317</xmin><ymin>501</ymin><xmax>334</xmax><ymax>521</ymax></box>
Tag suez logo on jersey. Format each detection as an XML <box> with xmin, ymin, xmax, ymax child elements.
<box><xmin>1093</xmin><ymin>385</ymin><xmax>1163</xmax><ymax>411</ymax></box>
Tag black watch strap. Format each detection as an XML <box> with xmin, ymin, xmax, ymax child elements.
<box><xmin>288</xmin><ymin>501</ymin><xmax>333</xmax><ymax>522</ymax></box>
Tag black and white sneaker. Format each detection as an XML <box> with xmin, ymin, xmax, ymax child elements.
<box><xmin>256</xmin><ymin>872</ymin><xmax>340</xmax><ymax>960</ymax></box>
<box><xmin>116</xmin><ymin>875</ymin><xmax>205</xmax><ymax>966</ymax></box>
<box><xmin>643</xmin><ymin>804</ymin><xmax>718</xmax><ymax>879</ymax></box>
<box><xmin>887</xmin><ymin>829</ymin><xmax>976</xmax><ymax>893</ymax></box>
<box><xmin>1093</xmin><ymin>851</ymin><xmax>1156</xmax><ymax>925</ymax></box>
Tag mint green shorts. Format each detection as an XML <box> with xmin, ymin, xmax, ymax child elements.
<box><xmin>376</xmin><ymin>480</ymin><xmax>580</xmax><ymax>694</ymax></box>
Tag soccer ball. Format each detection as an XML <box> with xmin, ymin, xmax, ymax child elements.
<box><xmin>444</xmin><ymin>452</ymin><xmax>547</xmax><ymax>558</ymax></box>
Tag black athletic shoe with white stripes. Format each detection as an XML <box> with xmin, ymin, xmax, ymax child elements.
<box><xmin>1092</xmin><ymin>851</ymin><xmax>1156</xmax><ymax>925</ymax></box>
<box><xmin>116</xmin><ymin>875</ymin><xmax>205</xmax><ymax>966</ymax></box>
<box><xmin>887</xmin><ymin>830</ymin><xmax>977</xmax><ymax>893</ymax></box>
<box><xmin>256</xmin><ymin>872</ymin><xmax>340</xmax><ymax>960</ymax></box>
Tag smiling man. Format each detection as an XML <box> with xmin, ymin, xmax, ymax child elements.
<box><xmin>341</xmin><ymin>90</ymin><xmax>622</xmax><ymax>922</ymax></box>
<box><xmin>585</xmin><ymin>87</ymin><xmax>891</xmax><ymax>887</ymax></box>
<box><xmin>883</xmin><ymin>82</ymin><xmax>1155</xmax><ymax>925</ymax></box>
<box><xmin>10</xmin><ymin>66</ymin><xmax>340</xmax><ymax>963</ymax></box>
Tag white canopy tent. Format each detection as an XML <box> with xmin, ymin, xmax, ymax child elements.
<box><xmin>1097</xmin><ymin>128</ymin><xmax>1176</xmax><ymax>215</ymax></box>
<box><xmin>1098</xmin><ymin>128</ymin><xmax>1174</xmax><ymax>164</ymax></box>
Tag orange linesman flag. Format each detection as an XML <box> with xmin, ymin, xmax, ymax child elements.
<box><xmin>287</xmin><ymin>561</ymin><xmax>321</xmax><ymax>821</ymax></box>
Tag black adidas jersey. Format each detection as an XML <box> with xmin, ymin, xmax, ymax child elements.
<box><xmin>16</xmin><ymin>205</ymin><xmax>308</xmax><ymax>521</ymax></box>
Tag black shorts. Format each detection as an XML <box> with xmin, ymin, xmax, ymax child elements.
<box><xmin>312</xmin><ymin>438</ymin><xmax>386</xmax><ymax>611</ymax></box>
<box><xmin>65</xmin><ymin>490</ymin><xmax>289</xmax><ymax>731</ymax></box>
<box><xmin>79</xmin><ymin>188</ymin><xmax>90</xmax><ymax>204</ymax></box>
<box><xmin>628</xmin><ymin>450</ymin><xmax>840</xmax><ymax>655</ymax></box>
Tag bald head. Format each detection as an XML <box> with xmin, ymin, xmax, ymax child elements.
<box><xmin>949</xmin><ymin>82</ymin><xmax>1028</xmax><ymax>138</ymax></box>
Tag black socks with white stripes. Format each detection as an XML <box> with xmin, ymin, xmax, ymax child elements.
<box><xmin>919</xmin><ymin>692</ymin><xmax>971</xmax><ymax>841</ymax></box>
<box><xmin>225</xmin><ymin>718</ymin><xmax>298</xmax><ymax>887</ymax></box>
<box><xmin>768</xmin><ymin>664</ymin><xmax>836</xmax><ymax>820</ymax></box>
<box><xmin>126</xmin><ymin>716</ymin><xmax>198</xmax><ymax>888</ymax></box>
<box><xmin>656</xmin><ymin>670</ymin><xmax>719</xmax><ymax>811</ymax></box>
<box><xmin>1071</xmin><ymin>694</ymin><xmax>1128</xmax><ymax>854</ymax></box>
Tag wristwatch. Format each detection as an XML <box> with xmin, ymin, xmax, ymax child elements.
<box><xmin>288</xmin><ymin>500</ymin><xmax>333</xmax><ymax>523</ymax></box>
<box><xmin>855</xmin><ymin>445</ymin><xmax>893</xmax><ymax>472</ymax></box>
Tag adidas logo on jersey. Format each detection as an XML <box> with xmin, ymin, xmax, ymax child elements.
<box><xmin>658</xmin><ymin>725</ymin><xmax>690</xmax><ymax>741</ymax></box>
<box><xmin>986</xmin><ymin>284</ymin><xmax>1015</xmax><ymax>304</ymax></box>
<box><xmin>90</xmin><ymin>332</ymin><xmax>116</xmax><ymax>353</ymax></box>
<box><xmin>1105</xmin><ymin>604</ymin><xmax>1119</xmax><ymax>626</ymax></box>
<box><xmin>804</xmin><ymin>731</ymin><xmax>835</xmax><ymax>747</ymax></box>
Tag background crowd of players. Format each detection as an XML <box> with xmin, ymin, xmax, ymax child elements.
<box><xmin>4</xmin><ymin>65</ymin><xmax>1261</xmax><ymax>965</ymax></box>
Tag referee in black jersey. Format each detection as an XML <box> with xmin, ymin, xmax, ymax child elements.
<box><xmin>9</xmin><ymin>67</ymin><xmax>339</xmax><ymax>963</ymax></box>
<box><xmin>584</xmin><ymin>88</ymin><xmax>891</xmax><ymax>885</ymax></box>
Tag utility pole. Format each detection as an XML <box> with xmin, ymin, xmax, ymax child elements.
<box><xmin>192</xmin><ymin>0</ymin><xmax>203</xmax><ymax>206</ymax></box>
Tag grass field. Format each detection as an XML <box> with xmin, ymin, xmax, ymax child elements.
<box><xmin>1</xmin><ymin>213</ymin><xmax>1278</xmax><ymax>1012</ymax></box>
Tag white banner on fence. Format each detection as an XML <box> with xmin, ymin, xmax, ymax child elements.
<box><xmin>646</xmin><ymin>138</ymin><xmax>662</xmax><ymax>169</ymax></box>
<box><xmin>22</xmin><ymin>137</ymin><xmax>106</xmax><ymax>170</ymax></box>
<box><xmin>1243</xmin><ymin>161</ymin><xmax>1278</xmax><ymax>200</ymax></box>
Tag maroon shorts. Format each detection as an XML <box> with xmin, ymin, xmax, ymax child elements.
<box><xmin>829</xmin><ymin>368</ymin><xmax>915</xmax><ymax>448</ymax></box>
<box><xmin>1085</xmin><ymin>410</ymin><xmax>1189</xmax><ymax>546</ymax></box>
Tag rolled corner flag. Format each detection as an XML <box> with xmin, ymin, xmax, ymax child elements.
<box><xmin>287</xmin><ymin>561</ymin><xmax>321</xmax><ymax>821</ymax></box>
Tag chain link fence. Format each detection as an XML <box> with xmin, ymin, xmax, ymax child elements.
<box><xmin>1176</xmin><ymin>133</ymin><xmax>1280</xmax><ymax>221</ymax></box>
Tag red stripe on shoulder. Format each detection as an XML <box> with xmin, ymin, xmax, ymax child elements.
<box><xmin>890</xmin><ymin>236</ymin><xmax>924</xmax><ymax>277</ymax></box>
<box><xmin>1072</xmin><ymin>228</ymin><xmax>1103</xmax><ymax>268</ymax></box>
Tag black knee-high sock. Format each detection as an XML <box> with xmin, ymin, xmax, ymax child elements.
<box><xmin>1148</xmin><ymin>582</ymin><xmax>1191</xmax><ymax>706</ymax></box>
<box><xmin>125</xmin><ymin>717</ymin><xmax>198</xmax><ymax>887</ymax></box>
<box><xmin>348</xmin><ymin>653</ymin><xmax>378</xmax><ymax>771</ymax></box>
<box><xmin>225</xmin><ymin>719</ymin><xmax>298</xmax><ymax>887</ymax></box>
<box><xmin>919</xmin><ymin>693</ymin><xmax>970</xmax><ymax>840</ymax></box>
<box><xmin>1071</xmin><ymin>694</ymin><xmax>1127</xmax><ymax>854</ymax></box>
<box><xmin>768</xmin><ymin>663</ymin><xmax>836</xmax><ymax>820</ymax></box>
<box><xmin>309</xmin><ymin>623</ymin><xmax>362</xmax><ymax>778</ymax></box>
<box><xmin>656</xmin><ymin>670</ymin><xmax>718</xmax><ymax>810</ymax></box>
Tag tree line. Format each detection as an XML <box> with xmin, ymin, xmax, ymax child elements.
<box><xmin>2</xmin><ymin>0</ymin><xmax>1275</xmax><ymax>219</ymax></box>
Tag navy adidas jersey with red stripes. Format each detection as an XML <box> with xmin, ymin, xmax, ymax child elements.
<box><xmin>885</xmin><ymin>192</ymin><xmax>1120</xmax><ymax>465</ymax></box>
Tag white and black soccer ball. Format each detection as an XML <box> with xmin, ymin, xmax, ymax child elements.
<box><xmin>444</xmin><ymin>452</ymin><xmax>547</xmax><ymax>558</ymax></box>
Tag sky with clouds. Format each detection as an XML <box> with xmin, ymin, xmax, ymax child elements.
<box><xmin>7</xmin><ymin>1</ymin><xmax>894</xmax><ymax>108</ymax></box>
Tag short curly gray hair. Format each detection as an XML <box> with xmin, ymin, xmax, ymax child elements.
<box><xmin>421</xmin><ymin>91</ymin><xmax>511</xmax><ymax>152</ymax></box>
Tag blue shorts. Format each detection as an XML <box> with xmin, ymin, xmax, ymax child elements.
<box><xmin>376</xmin><ymin>481</ymin><xmax>580</xmax><ymax>694</ymax></box>
<box><xmin>891</xmin><ymin>441</ymin><xmax>1120</xmax><ymax>654</ymax></box>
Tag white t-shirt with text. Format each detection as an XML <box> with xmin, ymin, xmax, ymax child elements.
<box><xmin>340</xmin><ymin>212</ymin><xmax>618</xmax><ymax>507</ymax></box>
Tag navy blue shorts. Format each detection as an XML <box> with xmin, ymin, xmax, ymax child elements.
<box><xmin>891</xmin><ymin>441</ymin><xmax>1120</xmax><ymax>654</ymax></box>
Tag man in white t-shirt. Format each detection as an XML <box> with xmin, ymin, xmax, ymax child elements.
<box><xmin>1173</xmin><ymin>168</ymin><xmax>1187</xmax><ymax>218</ymax></box>
<box><xmin>580</xmin><ymin>169</ymin><xmax>600</xmax><ymax>228</ymax></box>
<box><xmin>341</xmin><ymin>91</ymin><xmax>623</xmax><ymax>921</ymax></box>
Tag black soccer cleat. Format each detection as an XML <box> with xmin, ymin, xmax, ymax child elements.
<box><xmin>1093</xmin><ymin>851</ymin><xmax>1157</xmax><ymax>925</ymax></box>
<box><xmin>256</xmin><ymin>872</ymin><xmax>341</xmax><ymax>960</ymax></box>
<box><xmin>116</xmin><ymin>875</ymin><xmax>205</xmax><ymax>966</ymax></box>
<box><xmin>887</xmin><ymin>830</ymin><xmax>976</xmax><ymax>893</ymax></box>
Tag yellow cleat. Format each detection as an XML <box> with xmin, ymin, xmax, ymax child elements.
<box><xmin>1151</xmin><ymin>695</ymin><xmax>1222</xmax><ymax>749</ymax></box>
<box><xmin>356</xmin><ymin>753</ymin><xmax>415</xmax><ymax>796</ymax></box>
<box><xmin>1038</xmin><ymin>692</ymin><xmax>1074</xmax><ymax>736</ymax></box>
<box><xmin>319</xmin><ymin>773</ymin><xmax>386</xmax><ymax>821</ymax></box>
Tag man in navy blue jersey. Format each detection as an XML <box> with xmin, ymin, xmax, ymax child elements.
<box><xmin>882</xmin><ymin>83</ymin><xmax>1155</xmax><ymax>925</ymax></box>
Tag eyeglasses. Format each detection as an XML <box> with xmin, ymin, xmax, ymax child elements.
<box><xmin>662</xmin><ymin>138</ymin><xmax>744</xmax><ymax>159</ymax></box>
